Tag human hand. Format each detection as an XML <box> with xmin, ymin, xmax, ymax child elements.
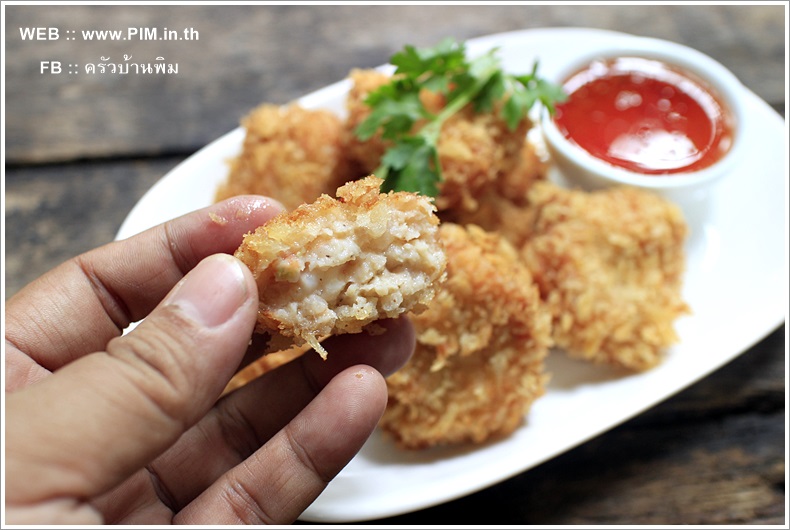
<box><xmin>4</xmin><ymin>196</ymin><xmax>415</xmax><ymax>524</ymax></box>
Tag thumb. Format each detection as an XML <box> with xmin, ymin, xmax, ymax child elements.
<box><xmin>6</xmin><ymin>254</ymin><xmax>259</xmax><ymax>505</ymax></box>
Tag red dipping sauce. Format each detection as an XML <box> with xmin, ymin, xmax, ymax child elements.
<box><xmin>553</xmin><ymin>57</ymin><xmax>734</xmax><ymax>175</ymax></box>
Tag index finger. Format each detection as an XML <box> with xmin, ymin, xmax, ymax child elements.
<box><xmin>5</xmin><ymin>196</ymin><xmax>283</xmax><ymax>373</ymax></box>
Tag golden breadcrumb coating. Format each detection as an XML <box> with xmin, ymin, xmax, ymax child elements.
<box><xmin>380</xmin><ymin>223</ymin><xmax>553</xmax><ymax>449</ymax></box>
<box><xmin>440</xmin><ymin>140</ymin><xmax>549</xmax><ymax>249</ymax></box>
<box><xmin>442</xmin><ymin>190</ymin><xmax>538</xmax><ymax>250</ymax></box>
<box><xmin>493</xmin><ymin>138</ymin><xmax>549</xmax><ymax>202</ymax></box>
<box><xmin>434</xmin><ymin>104</ymin><xmax>531</xmax><ymax>212</ymax></box>
<box><xmin>344</xmin><ymin>68</ymin><xmax>532</xmax><ymax>213</ymax></box>
<box><xmin>521</xmin><ymin>182</ymin><xmax>690</xmax><ymax>371</ymax></box>
<box><xmin>216</xmin><ymin>103</ymin><xmax>353</xmax><ymax>210</ymax></box>
<box><xmin>344</xmin><ymin>69</ymin><xmax>392</xmax><ymax>174</ymax></box>
<box><xmin>234</xmin><ymin>176</ymin><xmax>447</xmax><ymax>359</ymax></box>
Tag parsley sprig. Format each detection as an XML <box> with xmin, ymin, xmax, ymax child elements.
<box><xmin>354</xmin><ymin>38</ymin><xmax>566</xmax><ymax>197</ymax></box>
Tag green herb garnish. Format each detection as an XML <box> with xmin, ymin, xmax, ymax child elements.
<box><xmin>354</xmin><ymin>38</ymin><xmax>567</xmax><ymax>197</ymax></box>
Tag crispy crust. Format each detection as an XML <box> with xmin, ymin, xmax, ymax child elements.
<box><xmin>216</xmin><ymin>103</ymin><xmax>355</xmax><ymax>210</ymax></box>
<box><xmin>439</xmin><ymin>140</ymin><xmax>549</xmax><ymax>249</ymax></box>
<box><xmin>380</xmin><ymin>223</ymin><xmax>553</xmax><ymax>449</ymax></box>
<box><xmin>522</xmin><ymin>182</ymin><xmax>690</xmax><ymax>371</ymax></box>
<box><xmin>344</xmin><ymin>69</ymin><xmax>393</xmax><ymax>175</ymax></box>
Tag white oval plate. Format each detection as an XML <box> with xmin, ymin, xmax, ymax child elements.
<box><xmin>116</xmin><ymin>28</ymin><xmax>787</xmax><ymax>523</ymax></box>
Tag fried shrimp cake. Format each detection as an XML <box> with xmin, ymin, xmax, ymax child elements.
<box><xmin>522</xmin><ymin>182</ymin><xmax>690</xmax><ymax>371</ymax></box>
<box><xmin>440</xmin><ymin>140</ymin><xmax>549</xmax><ymax>249</ymax></box>
<box><xmin>216</xmin><ymin>103</ymin><xmax>353</xmax><ymax>210</ymax></box>
<box><xmin>344</xmin><ymin>68</ymin><xmax>532</xmax><ymax>213</ymax></box>
<box><xmin>380</xmin><ymin>223</ymin><xmax>552</xmax><ymax>449</ymax></box>
<box><xmin>234</xmin><ymin>176</ymin><xmax>447</xmax><ymax>359</ymax></box>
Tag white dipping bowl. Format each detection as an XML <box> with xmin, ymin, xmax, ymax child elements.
<box><xmin>540</xmin><ymin>36</ymin><xmax>748</xmax><ymax>223</ymax></box>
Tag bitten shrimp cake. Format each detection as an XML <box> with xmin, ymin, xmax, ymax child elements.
<box><xmin>521</xmin><ymin>182</ymin><xmax>690</xmax><ymax>371</ymax></box>
<box><xmin>380</xmin><ymin>223</ymin><xmax>553</xmax><ymax>449</ymax></box>
<box><xmin>234</xmin><ymin>176</ymin><xmax>447</xmax><ymax>359</ymax></box>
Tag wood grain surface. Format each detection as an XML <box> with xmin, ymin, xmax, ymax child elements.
<box><xmin>4</xmin><ymin>3</ymin><xmax>786</xmax><ymax>525</ymax></box>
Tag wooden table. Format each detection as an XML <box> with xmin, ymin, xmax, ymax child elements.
<box><xmin>5</xmin><ymin>4</ymin><xmax>786</xmax><ymax>525</ymax></box>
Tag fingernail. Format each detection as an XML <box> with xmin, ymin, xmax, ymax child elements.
<box><xmin>167</xmin><ymin>254</ymin><xmax>250</xmax><ymax>327</ymax></box>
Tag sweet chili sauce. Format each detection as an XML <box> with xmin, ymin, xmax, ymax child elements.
<box><xmin>553</xmin><ymin>57</ymin><xmax>734</xmax><ymax>174</ymax></box>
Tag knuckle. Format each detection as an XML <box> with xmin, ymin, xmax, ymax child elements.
<box><xmin>221</xmin><ymin>472</ymin><xmax>276</xmax><ymax>525</ymax></box>
<box><xmin>162</xmin><ymin>221</ymin><xmax>195</xmax><ymax>276</ymax></box>
<box><xmin>283</xmin><ymin>423</ymin><xmax>331</xmax><ymax>484</ymax></box>
<box><xmin>105</xmin><ymin>307</ymin><xmax>201</xmax><ymax>425</ymax></box>
<box><xmin>216</xmin><ymin>402</ymin><xmax>264</xmax><ymax>462</ymax></box>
